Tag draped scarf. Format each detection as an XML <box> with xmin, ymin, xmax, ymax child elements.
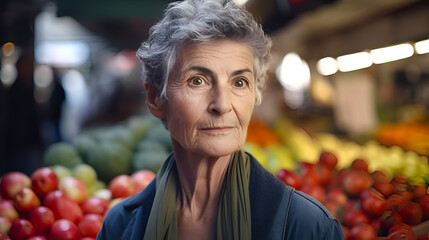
<box><xmin>142</xmin><ymin>150</ymin><xmax>251</xmax><ymax>240</ymax></box>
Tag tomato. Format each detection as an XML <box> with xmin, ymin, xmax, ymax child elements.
<box><xmin>410</xmin><ymin>184</ymin><xmax>427</xmax><ymax>201</ymax></box>
<box><xmin>314</xmin><ymin>163</ymin><xmax>332</xmax><ymax>186</ymax></box>
<box><xmin>418</xmin><ymin>195</ymin><xmax>429</xmax><ymax>220</ymax></box>
<box><xmin>380</xmin><ymin>210</ymin><xmax>403</xmax><ymax>232</ymax></box>
<box><xmin>387</xmin><ymin>194</ymin><xmax>408</xmax><ymax>210</ymax></box>
<box><xmin>300</xmin><ymin>184</ymin><xmax>326</xmax><ymax>203</ymax></box>
<box><xmin>374</xmin><ymin>181</ymin><xmax>395</xmax><ymax>198</ymax></box>
<box><xmin>371</xmin><ymin>218</ymin><xmax>381</xmax><ymax>233</ymax></box>
<box><xmin>360</xmin><ymin>188</ymin><xmax>387</xmax><ymax>217</ymax></box>
<box><xmin>372</xmin><ymin>170</ymin><xmax>389</xmax><ymax>183</ymax></box>
<box><xmin>348</xmin><ymin>223</ymin><xmax>377</xmax><ymax>240</ymax></box>
<box><xmin>344</xmin><ymin>208</ymin><xmax>370</xmax><ymax>228</ymax></box>
<box><xmin>342</xmin><ymin>170</ymin><xmax>373</xmax><ymax>197</ymax></box>
<box><xmin>318</xmin><ymin>152</ymin><xmax>338</xmax><ymax>169</ymax></box>
<box><xmin>297</xmin><ymin>162</ymin><xmax>319</xmax><ymax>186</ymax></box>
<box><xmin>398</xmin><ymin>202</ymin><xmax>423</xmax><ymax>226</ymax></box>
<box><xmin>276</xmin><ymin>169</ymin><xmax>302</xmax><ymax>190</ymax></box>
<box><xmin>324</xmin><ymin>201</ymin><xmax>344</xmax><ymax>221</ymax></box>
<box><xmin>351</xmin><ymin>158</ymin><xmax>368</xmax><ymax>172</ymax></box>
<box><xmin>392</xmin><ymin>175</ymin><xmax>408</xmax><ymax>193</ymax></box>
<box><xmin>388</xmin><ymin>222</ymin><xmax>417</xmax><ymax>240</ymax></box>
<box><xmin>327</xmin><ymin>188</ymin><xmax>348</xmax><ymax>207</ymax></box>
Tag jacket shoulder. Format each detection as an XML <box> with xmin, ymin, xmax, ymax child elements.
<box><xmin>97</xmin><ymin>179</ymin><xmax>156</xmax><ymax>240</ymax></box>
<box><xmin>286</xmin><ymin>190</ymin><xmax>345</xmax><ymax>239</ymax></box>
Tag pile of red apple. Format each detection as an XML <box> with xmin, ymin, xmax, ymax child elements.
<box><xmin>0</xmin><ymin>168</ymin><xmax>155</xmax><ymax>240</ymax></box>
<box><xmin>277</xmin><ymin>152</ymin><xmax>429</xmax><ymax>240</ymax></box>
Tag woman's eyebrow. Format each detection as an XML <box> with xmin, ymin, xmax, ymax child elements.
<box><xmin>186</xmin><ymin>66</ymin><xmax>253</xmax><ymax>77</ymax></box>
<box><xmin>231</xmin><ymin>69</ymin><xmax>253</xmax><ymax>76</ymax></box>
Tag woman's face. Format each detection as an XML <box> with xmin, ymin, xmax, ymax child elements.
<box><xmin>161</xmin><ymin>39</ymin><xmax>256</xmax><ymax>157</ymax></box>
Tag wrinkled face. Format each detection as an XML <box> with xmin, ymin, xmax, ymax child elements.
<box><xmin>161</xmin><ymin>39</ymin><xmax>256</xmax><ymax>157</ymax></box>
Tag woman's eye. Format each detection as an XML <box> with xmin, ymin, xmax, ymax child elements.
<box><xmin>234</xmin><ymin>79</ymin><xmax>248</xmax><ymax>88</ymax></box>
<box><xmin>190</xmin><ymin>77</ymin><xmax>204</xmax><ymax>85</ymax></box>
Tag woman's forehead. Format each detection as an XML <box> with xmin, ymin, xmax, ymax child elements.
<box><xmin>177</xmin><ymin>40</ymin><xmax>255</xmax><ymax>70</ymax></box>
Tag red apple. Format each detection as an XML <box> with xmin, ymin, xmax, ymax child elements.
<box><xmin>80</xmin><ymin>238</ymin><xmax>96</xmax><ymax>240</ymax></box>
<box><xmin>31</xmin><ymin>167</ymin><xmax>59</xmax><ymax>197</ymax></box>
<box><xmin>0</xmin><ymin>232</ymin><xmax>9</xmax><ymax>240</ymax></box>
<box><xmin>77</xmin><ymin>214</ymin><xmax>103</xmax><ymax>238</ymax></box>
<box><xmin>27</xmin><ymin>236</ymin><xmax>47</xmax><ymax>240</ymax></box>
<box><xmin>43</xmin><ymin>191</ymin><xmax>82</xmax><ymax>223</ymax></box>
<box><xmin>59</xmin><ymin>177</ymin><xmax>87</xmax><ymax>204</ymax></box>
<box><xmin>42</xmin><ymin>190</ymin><xmax>66</xmax><ymax>207</ymax></box>
<box><xmin>80</xmin><ymin>197</ymin><xmax>109</xmax><ymax>216</ymax></box>
<box><xmin>0</xmin><ymin>217</ymin><xmax>12</xmax><ymax>235</ymax></box>
<box><xmin>108</xmin><ymin>175</ymin><xmax>133</xmax><ymax>199</ymax></box>
<box><xmin>13</xmin><ymin>187</ymin><xmax>40</xmax><ymax>212</ymax></box>
<box><xmin>28</xmin><ymin>206</ymin><xmax>56</xmax><ymax>234</ymax></box>
<box><xmin>9</xmin><ymin>218</ymin><xmax>36</xmax><ymax>240</ymax></box>
<box><xmin>0</xmin><ymin>172</ymin><xmax>31</xmax><ymax>200</ymax></box>
<box><xmin>49</xmin><ymin>219</ymin><xmax>81</xmax><ymax>240</ymax></box>
<box><xmin>131</xmin><ymin>170</ymin><xmax>155</xmax><ymax>194</ymax></box>
<box><xmin>0</xmin><ymin>200</ymin><xmax>19</xmax><ymax>221</ymax></box>
<box><xmin>93</xmin><ymin>189</ymin><xmax>112</xmax><ymax>201</ymax></box>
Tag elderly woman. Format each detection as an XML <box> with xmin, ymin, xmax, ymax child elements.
<box><xmin>97</xmin><ymin>0</ymin><xmax>344</xmax><ymax>239</ymax></box>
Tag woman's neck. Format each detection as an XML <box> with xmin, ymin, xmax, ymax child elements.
<box><xmin>173</xmin><ymin>146</ymin><xmax>231</xmax><ymax>220</ymax></box>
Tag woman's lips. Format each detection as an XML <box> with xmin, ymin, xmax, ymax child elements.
<box><xmin>200</xmin><ymin>126</ymin><xmax>234</xmax><ymax>131</ymax></box>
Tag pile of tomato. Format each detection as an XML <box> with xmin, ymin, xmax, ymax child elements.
<box><xmin>277</xmin><ymin>152</ymin><xmax>429</xmax><ymax>240</ymax></box>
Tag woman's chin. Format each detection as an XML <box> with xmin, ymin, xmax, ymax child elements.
<box><xmin>195</xmin><ymin>142</ymin><xmax>243</xmax><ymax>158</ymax></box>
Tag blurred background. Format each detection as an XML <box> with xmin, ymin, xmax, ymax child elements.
<box><xmin>1</xmin><ymin>0</ymin><xmax>429</xmax><ymax>176</ymax></box>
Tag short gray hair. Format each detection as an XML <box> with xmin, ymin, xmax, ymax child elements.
<box><xmin>136</xmin><ymin>0</ymin><xmax>272</xmax><ymax>105</ymax></box>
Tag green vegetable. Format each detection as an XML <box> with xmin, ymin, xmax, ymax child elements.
<box><xmin>44</xmin><ymin>142</ymin><xmax>83</xmax><ymax>168</ymax></box>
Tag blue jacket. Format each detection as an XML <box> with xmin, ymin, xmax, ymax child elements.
<box><xmin>97</xmin><ymin>153</ymin><xmax>344</xmax><ymax>239</ymax></box>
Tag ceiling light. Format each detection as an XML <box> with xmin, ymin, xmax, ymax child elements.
<box><xmin>337</xmin><ymin>52</ymin><xmax>372</xmax><ymax>72</ymax></box>
<box><xmin>276</xmin><ymin>52</ymin><xmax>311</xmax><ymax>92</ymax></box>
<box><xmin>316</xmin><ymin>57</ymin><xmax>338</xmax><ymax>76</ymax></box>
<box><xmin>370</xmin><ymin>43</ymin><xmax>414</xmax><ymax>64</ymax></box>
<box><xmin>415</xmin><ymin>39</ymin><xmax>429</xmax><ymax>54</ymax></box>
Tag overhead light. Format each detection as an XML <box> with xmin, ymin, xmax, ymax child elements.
<box><xmin>370</xmin><ymin>43</ymin><xmax>414</xmax><ymax>64</ymax></box>
<box><xmin>317</xmin><ymin>57</ymin><xmax>338</xmax><ymax>76</ymax></box>
<box><xmin>35</xmin><ymin>41</ymin><xmax>89</xmax><ymax>67</ymax></box>
<box><xmin>415</xmin><ymin>39</ymin><xmax>429</xmax><ymax>54</ymax></box>
<box><xmin>337</xmin><ymin>52</ymin><xmax>372</xmax><ymax>72</ymax></box>
<box><xmin>276</xmin><ymin>52</ymin><xmax>311</xmax><ymax>91</ymax></box>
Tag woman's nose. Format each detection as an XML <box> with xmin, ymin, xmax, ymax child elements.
<box><xmin>208</xmin><ymin>85</ymin><xmax>232</xmax><ymax>115</ymax></box>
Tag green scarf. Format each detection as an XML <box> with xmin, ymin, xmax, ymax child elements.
<box><xmin>143</xmin><ymin>151</ymin><xmax>251</xmax><ymax>240</ymax></box>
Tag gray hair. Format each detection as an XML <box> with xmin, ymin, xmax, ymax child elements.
<box><xmin>136</xmin><ymin>0</ymin><xmax>272</xmax><ymax>105</ymax></box>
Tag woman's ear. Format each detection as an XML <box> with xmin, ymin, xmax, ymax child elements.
<box><xmin>144</xmin><ymin>84</ymin><xmax>165</xmax><ymax>119</ymax></box>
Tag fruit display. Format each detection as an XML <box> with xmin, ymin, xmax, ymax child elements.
<box><xmin>2</xmin><ymin>111</ymin><xmax>428</xmax><ymax>239</ymax></box>
<box><xmin>0</xmin><ymin>167</ymin><xmax>155</xmax><ymax>239</ymax></box>
<box><xmin>245</xmin><ymin>116</ymin><xmax>429</xmax><ymax>185</ymax></box>
<box><xmin>276</xmin><ymin>152</ymin><xmax>429</xmax><ymax>239</ymax></box>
